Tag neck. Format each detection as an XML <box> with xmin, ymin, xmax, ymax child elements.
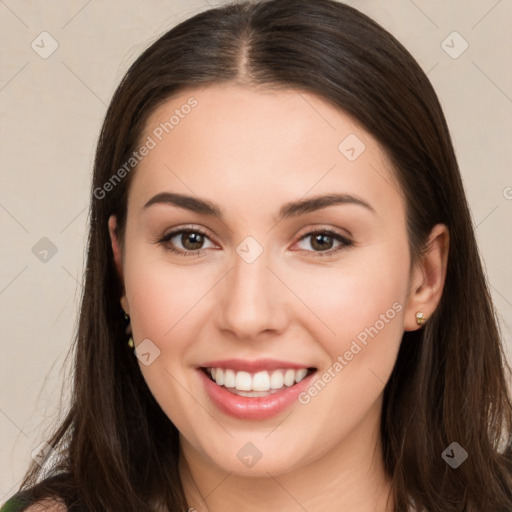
<box><xmin>178</xmin><ymin>396</ymin><xmax>394</xmax><ymax>512</ymax></box>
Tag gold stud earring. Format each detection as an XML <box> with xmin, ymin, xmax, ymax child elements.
<box><xmin>416</xmin><ymin>312</ymin><xmax>425</xmax><ymax>325</ymax></box>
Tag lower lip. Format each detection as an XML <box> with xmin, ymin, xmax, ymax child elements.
<box><xmin>198</xmin><ymin>368</ymin><xmax>316</xmax><ymax>420</ymax></box>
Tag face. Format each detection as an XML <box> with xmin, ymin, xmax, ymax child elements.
<box><xmin>111</xmin><ymin>84</ymin><xmax>416</xmax><ymax>477</ymax></box>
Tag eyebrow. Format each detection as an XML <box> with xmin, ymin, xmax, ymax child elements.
<box><xmin>143</xmin><ymin>191</ymin><xmax>375</xmax><ymax>221</ymax></box>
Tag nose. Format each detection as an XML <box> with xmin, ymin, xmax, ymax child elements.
<box><xmin>214</xmin><ymin>247</ymin><xmax>289</xmax><ymax>341</ymax></box>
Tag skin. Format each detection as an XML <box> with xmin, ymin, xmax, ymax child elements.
<box><xmin>108</xmin><ymin>84</ymin><xmax>449</xmax><ymax>512</ymax></box>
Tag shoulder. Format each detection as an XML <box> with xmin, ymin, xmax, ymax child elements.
<box><xmin>25</xmin><ymin>501</ymin><xmax>67</xmax><ymax>512</ymax></box>
<box><xmin>1</xmin><ymin>473</ymin><xmax>75</xmax><ymax>512</ymax></box>
<box><xmin>1</xmin><ymin>495</ymin><xmax>66</xmax><ymax>512</ymax></box>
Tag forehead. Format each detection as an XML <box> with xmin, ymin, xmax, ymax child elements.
<box><xmin>129</xmin><ymin>84</ymin><xmax>403</xmax><ymax>218</ymax></box>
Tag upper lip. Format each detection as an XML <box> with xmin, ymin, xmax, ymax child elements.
<box><xmin>199</xmin><ymin>358</ymin><xmax>316</xmax><ymax>373</ymax></box>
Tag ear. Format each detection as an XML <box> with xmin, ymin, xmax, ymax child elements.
<box><xmin>404</xmin><ymin>224</ymin><xmax>449</xmax><ymax>331</ymax></box>
<box><xmin>108</xmin><ymin>215</ymin><xmax>129</xmax><ymax>314</ymax></box>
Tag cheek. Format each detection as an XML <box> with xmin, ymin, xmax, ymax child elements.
<box><xmin>284</xmin><ymin>250</ymin><xmax>408</xmax><ymax>448</ymax></box>
<box><xmin>122</xmin><ymin>249</ymin><xmax>212</xmax><ymax>431</ymax></box>
<box><xmin>287</xmin><ymin>242</ymin><xmax>409</xmax><ymax>348</ymax></box>
<box><xmin>127</xmin><ymin>271</ymin><xmax>200</xmax><ymax>342</ymax></box>
<box><xmin>123</xmin><ymin>236</ymin><xmax>213</xmax><ymax>346</ymax></box>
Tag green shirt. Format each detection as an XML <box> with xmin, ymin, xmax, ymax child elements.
<box><xmin>0</xmin><ymin>493</ymin><xmax>33</xmax><ymax>512</ymax></box>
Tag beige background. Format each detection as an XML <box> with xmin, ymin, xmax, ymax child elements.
<box><xmin>1</xmin><ymin>0</ymin><xmax>511</xmax><ymax>502</ymax></box>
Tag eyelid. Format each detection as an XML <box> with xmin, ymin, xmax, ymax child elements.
<box><xmin>158</xmin><ymin>224</ymin><xmax>212</xmax><ymax>241</ymax></box>
<box><xmin>294</xmin><ymin>224</ymin><xmax>353</xmax><ymax>242</ymax></box>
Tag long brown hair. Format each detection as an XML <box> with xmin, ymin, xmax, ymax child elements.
<box><xmin>17</xmin><ymin>0</ymin><xmax>512</xmax><ymax>510</ymax></box>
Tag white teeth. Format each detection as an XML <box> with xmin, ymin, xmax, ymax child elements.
<box><xmin>207</xmin><ymin>367</ymin><xmax>312</xmax><ymax>392</ymax></box>
<box><xmin>235</xmin><ymin>371</ymin><xmax>252</xmax><ymax>391</ymax></box>
<box><xmin>224</xmin><ymin>369</ymin><xmax>236</xmax><ymax>388</ymax></box>
<box><xmin>283</xmin><ymin>369</ymin><xmax>295</xmax><ymax>387</ymax></box>
<box><xmin>252</xmin><ymin>371</ymin><xmax>270</xmax><ymax>391</ymax></box>
<box><xmin>295</xmin><ymin>368</ymin><xmax>308</xmax><ymax>383</ymax></box>
<box><xmin>270</xmin><ymin>370</ymin><xmax>284</xmax><ymax>389</ymax></box>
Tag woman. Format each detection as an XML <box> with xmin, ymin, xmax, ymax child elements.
<box><xmin>2</xmin><ymin>0</ymin><xmax>511</xmax><ymax>510</ymax></box>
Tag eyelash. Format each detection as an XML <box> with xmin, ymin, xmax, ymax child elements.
<box><xmin>154</xmin><ymin>226</ymin><xmax>354</xmax><ymax>258</ymax></box>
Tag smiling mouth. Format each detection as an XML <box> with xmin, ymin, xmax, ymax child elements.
<box><xmin>200</xmin><ymin>366</ymin><xmax>317</xmax><ymax>397</ymax></box>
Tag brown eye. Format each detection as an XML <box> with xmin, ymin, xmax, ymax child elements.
<box><xmin>157</xmin><ymin>227</ymin><xmax>215</xmax><ymax>257</ymax></box>
<box><xmin>310</xmin><ymin>233</ymin><xmax>335</xmax><ymax>251</ymax></box>
<box><xmin>295</xmin><ymin>229</ymin><xmax>353</xmax><ymax>257</ymax></box>
<box><xmin>179</xmin><ymin>231</ymin><xmax>205</xmax><ymax>250</ymax></box>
